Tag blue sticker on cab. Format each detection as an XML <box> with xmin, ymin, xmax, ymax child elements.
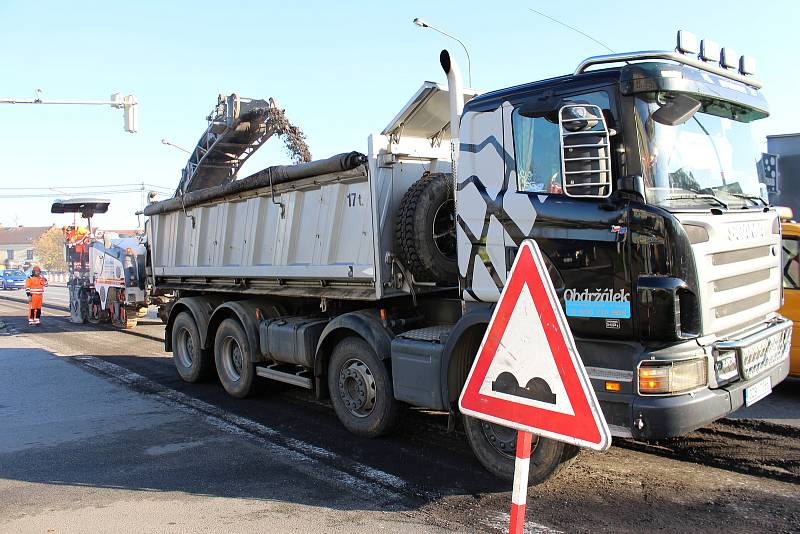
<box><xmin>564</xmin><ymin>288</ymin><xmax>631</xmax><ymax>319</ymax></box>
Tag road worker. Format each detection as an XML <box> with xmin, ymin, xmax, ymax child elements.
<box><xmin>24</xmin><ymin>266</ymin><xmax>48</xmax><ymax>326</ymax></box>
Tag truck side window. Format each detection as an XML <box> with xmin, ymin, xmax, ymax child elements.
<box><xmin>512</xmin><ymin>111</ymin><xmax>561</xmax><ymax>193</ymax></box>
<box><xmin>783</xmin><ymin>235</ymin><xmax>800</xmax><ymax>289</ymax></box>
<box><xmin>513</xmin><ymin>90</ymin><xmax>611</xmax><ymax>194</ymax></box>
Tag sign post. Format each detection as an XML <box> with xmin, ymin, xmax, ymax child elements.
<box><xmin>510</xmin><ymin>431</ymin><xmax>533</xmax><ymax>534</ymax></box>
<box><xmin>459</xmin><ymin>240</ymin><xmax>611</xmax><ymax>533</ymax></box>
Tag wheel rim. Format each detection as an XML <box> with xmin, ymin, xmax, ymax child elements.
<box><xmin>480</xmin><ymin>421</ymin><xmax>539</xmax><ymax>458</ymax></box>
<box><xmin>432</xmin><ymin>199</ymin><xmax>456</xmax><ymax>260</ymax></box>
<box><xmin>176</xmin><ymin>328</ymin><xmax>194</xmax><ymax>368</ymax></box>
<box><xmin>221</xmin><ymin>336</ymin><xmax>243</xmax><ymax>382</ymax></box>
<box><xmin>337</xmin><ymin>358</ymin><xmax>377</xmax><ymax>418</ymax></box>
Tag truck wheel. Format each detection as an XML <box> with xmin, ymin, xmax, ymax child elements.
<box><xmin>463</xmin><ymin>415</ymin><xmax>576</xmax><ymax>485</ymax></box>
<box><xmin>328</xmin><ymin>337</ymin><xmax>400</xmax><ymax>437</ymax></box>
<box><xmin>214</xmin><ymin>318</ymin><xmax>255</xmax><ymax>398</ymax></box>
<box><xmin>171</xmin><ymin>312</ymin><xmax>212</xmax><ymax>382</ymax></box>
<box><xmin>395</xmin><ymin>172</ymin><xmax>457</xmax><ymax>283</ymax></box>
<box><xmin>87</xmin><ymin>291</ymin><xmax>109</xmax><ymax>324</ymax></box>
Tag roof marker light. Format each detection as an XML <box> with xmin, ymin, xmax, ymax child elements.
<box><xmin>676</xmin><ymin>30</ymin><xmax>699</xmax><ymax>55</ymax></box>
<box><xmin>739</xmin><ymin>55</ymin><xmax>756</xmax><ymax>76</ymax></box>
<box><xmin>720</xmin><ymin>47</ymin><xmax>738</xmax><ymax>69</ymax></box>
<box><xmin>699</xmin><ymin>39</ymin><xmax>720</xmax><ymax>62</ymax></box>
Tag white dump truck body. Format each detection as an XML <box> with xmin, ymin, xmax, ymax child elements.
<box><xmin>145</xmin><ymin>83</ymin><xmax>477</xmax><ymax>300</ymax></box>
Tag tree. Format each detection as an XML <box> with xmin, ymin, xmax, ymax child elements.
<box><xmin>33</xmin><ymin>226</ymin><xmax>66</xmax><ymax>272</ymax></box>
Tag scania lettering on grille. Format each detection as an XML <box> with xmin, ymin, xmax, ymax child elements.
<box><xmin>727</xmin><ymin>222</ymin><xmax>768</xmax><ymax>241</ymax></box>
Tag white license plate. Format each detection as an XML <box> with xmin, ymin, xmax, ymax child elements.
<box><xmin>744</xmin><ymin>376</ymin><xmax>772</xmax><ymax>406</ymax></box>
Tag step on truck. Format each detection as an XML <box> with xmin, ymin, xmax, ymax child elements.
<box><xmin>144</xmin><ymin>32</ymin><xmax>792</xmax><ymax>484</ymax></box>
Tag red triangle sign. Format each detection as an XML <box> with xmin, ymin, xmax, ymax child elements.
<box><xmin>459</xmin><ymin>240</ymin><xmax>611</xmax><ymax>451</ymax></box>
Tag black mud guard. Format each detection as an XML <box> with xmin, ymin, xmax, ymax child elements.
<box><xmin>314</xmin><ymin>309</ymin><xmax>393</xmax><ymax>381</ymax></box>
<box><xmin>439</xmin><ymin>306</ymin><xmax>493</xmax><ymax>410</ymax></box>
<box><xmin>164</xmin><ymin>295</ymin><xmax>225</xmax><ymax>352</ymax></box>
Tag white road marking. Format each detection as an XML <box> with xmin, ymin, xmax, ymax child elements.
<box><xmin>70</xmin><ymin>355</ymin><xmax>417</xmax><ymax>505</ymax></box>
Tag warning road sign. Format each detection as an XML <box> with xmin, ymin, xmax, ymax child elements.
<box><xmin>459</xmin><ymin>240</ymin><xmax>611</xmax><ymax>451</ymax></box>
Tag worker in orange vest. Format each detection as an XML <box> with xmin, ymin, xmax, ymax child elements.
<box><xmin>25</xmin><ymin>266</ymin><xmax>48</xmax><ymax>326</ymax></box>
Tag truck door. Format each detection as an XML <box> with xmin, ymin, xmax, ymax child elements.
<box><xmin>502</xmin><ymin>89</ymin><xmax>634</xmax><ymax>340</ymax></box>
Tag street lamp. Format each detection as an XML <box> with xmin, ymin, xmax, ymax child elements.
<box><xmin>161</xmin><ymin>138</ymin><xmax>190</xmax><ymax>154</ymax></box>
<box><xmin>413</xmin><ymin>18</ymin><xmax>473</xmax><ymax>87</ymax></box>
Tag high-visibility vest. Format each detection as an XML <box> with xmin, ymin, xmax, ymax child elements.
<box><xmin>25</xmin><ymin>276</ymin><xmax>47</xmax><ymax>294</ymax></box>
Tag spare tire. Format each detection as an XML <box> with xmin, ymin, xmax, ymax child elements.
<box><xmin>395</xmin><ymin>173</ymin><xmax>458</xmax><ymax>283</ymax></box>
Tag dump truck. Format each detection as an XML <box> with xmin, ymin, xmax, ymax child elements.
<box><xmin>144</xmin><ymin>32</ymin><xmax>792</xmax><ymax>484</ymax></box>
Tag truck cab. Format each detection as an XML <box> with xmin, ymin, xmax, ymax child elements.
<box><xmin>452</xmin><ymin>38</ymin><xmax>791</xmax><ymax>444</ymax></box>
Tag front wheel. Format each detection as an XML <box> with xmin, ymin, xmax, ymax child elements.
<box><xmin>214</xmin><ymin>318</ymin><xmax>256</xmax><ymax>398</ymax></box>
<box><xmin>463</xmin><ymin>415</ymin><xmax>579</xmax><ymax>485</ymax></box>
<box><xmin>328</xmin><ymin>337</ymin><xmax>401</xmax><ymax>438</ymax></box>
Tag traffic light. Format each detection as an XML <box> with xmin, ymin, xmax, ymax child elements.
<box><xmin>110</xmin><ymin>93</ymin><xmax>138</xmax><ymax>133</ymax></box>
<box><xmin>123</xmin><ymin>95</ymin><xmax>138</xmax><ymax>134</ymax></box>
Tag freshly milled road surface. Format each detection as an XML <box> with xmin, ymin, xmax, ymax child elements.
<box><xmin>0</xmin><ymin>297</ymin><xmax>797</xmax><ymax>533</ymax></box>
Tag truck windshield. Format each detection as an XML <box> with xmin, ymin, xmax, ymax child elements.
<box><xmin>634</xmin><ymin>92</ymin><xmax>764</xmax><ymax>210</ymax></box>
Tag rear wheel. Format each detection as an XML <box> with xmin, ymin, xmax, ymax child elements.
<box><xmin>328</xmin><ymin>337</ymin><xmax>400</xmax><ymax>437</ymax></box>
<box><xmin>214</xmin><ymin>318</ymin><xmax>255</xmax><ymax>398</ymax></box>
<box><xmin>463</xmin><ymin>415</ymin><xmax>578</xmax><ymax>485</ymax></box>
<box><xmin>171</xmin><ymin>311</ymin><xmax>212</xmax><ymax>382</ymax></box>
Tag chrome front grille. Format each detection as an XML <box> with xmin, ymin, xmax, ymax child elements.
<box><xmin>738</xmin><ymin>326</ymin><xmax>791</xmax><ymax>379</ymax></box>
<box><xmin>676</xmin><ymin>211</ymin><xmax>781</xmax><ymax>336</ymax></box>
<box><xmin>717</xmin><ymin>320</ymin><xmax>792</xmax><ymax>381</ymax></box>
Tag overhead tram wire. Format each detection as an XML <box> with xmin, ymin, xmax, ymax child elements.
<box><xmin>0</xmin><ymin>182</ymin><xmax>174</xmax><ymax>191</ymax></box>
<box><xmin>0</xmin><ymin>189</ymin><xmax>157</xmax><ymax>198</ymax></box>
<box><xmin>527</xmin><ymin>7</ymin><xmax>615</xmax><ymax>54</ymax></box>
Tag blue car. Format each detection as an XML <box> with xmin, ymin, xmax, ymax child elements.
<box><xmin>2</xmin><ymin>269</ymin><xmax>27</xmax><ymax>290</ymax></box>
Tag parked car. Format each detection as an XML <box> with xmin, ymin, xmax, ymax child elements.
<box><xmin>23</xmin><ymin>267</ymin><xmax>48</xmax><ymax>279</ymax></box>
<box><xmin>778</xmin><ymin>209</ymin><xmax>800</xmax><ymax>378</ymax></box>
<box><xmin>2</xmin><ymin>269</ymin><xmax>27</xmax><ymax>290</ymax></box>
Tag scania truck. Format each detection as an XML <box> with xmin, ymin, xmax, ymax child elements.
<box><xmin>144</xmin><ymin>32</ymin><xmax>792</xmax><ymax>484</ymax></box>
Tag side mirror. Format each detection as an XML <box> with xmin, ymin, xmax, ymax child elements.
<box><xmin>652</xmin><ymin>94</ymin><xmax>701</xmax><ymax>126</ymax></box>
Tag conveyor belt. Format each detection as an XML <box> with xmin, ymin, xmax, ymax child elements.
<box><xmin>175</xmin><ymin>94</ymin><xmax>311</xmax><ymax>195</ymax></box>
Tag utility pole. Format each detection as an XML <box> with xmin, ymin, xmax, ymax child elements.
<box><xmin>0</xmin><ymin>92</ymin><xmax>139</xmax><ymax>133</ymax></box>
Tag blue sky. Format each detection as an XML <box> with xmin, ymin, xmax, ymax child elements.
<box><xmin>1</xmin><ymin>0</ymin><xmax>797</xmax><ymax>228</ymax></box>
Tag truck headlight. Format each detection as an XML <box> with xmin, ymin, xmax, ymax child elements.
<box><xmin>638</xmin><ymin>358</ymin><xmax>707</xmax><ymax>395</ymax></box>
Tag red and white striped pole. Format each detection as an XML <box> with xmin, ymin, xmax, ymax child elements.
<box><xmin>509</xmin><ymin>430</ymin><xmax>532</xmax><ymax>534</ymax></box>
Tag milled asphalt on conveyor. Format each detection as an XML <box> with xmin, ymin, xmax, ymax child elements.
<box><xmin>0</xmin><ymin>295</ymin><xmax>798</xmax><ymax>532</ymax></box>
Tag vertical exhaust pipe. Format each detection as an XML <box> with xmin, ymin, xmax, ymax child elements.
<box><xmin>440</xmin><ymin>49</ymin><xmax>464</xmax><ymax>162</ymax></box>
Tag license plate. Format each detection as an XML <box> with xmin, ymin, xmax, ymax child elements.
<box><xmin>744</xmin><ymin>376</ymin><xmax>771</xmax><ymax>406</ymax></box>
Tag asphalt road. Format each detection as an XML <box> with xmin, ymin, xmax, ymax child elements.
<box><xmin>7</xmin><ymin>285</ymin><xmax>798</xmax><ymax>427</ymax></box>
<box><xmin>0</xmin><ymin>296</ymin><xmax>798</xmax><ymax>533</ymax></box>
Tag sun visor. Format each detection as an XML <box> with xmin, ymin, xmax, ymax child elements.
<box><xmin>620</xmin><ymin>62</ymin><xmax>768</xmax><ymax>121</ymax></box>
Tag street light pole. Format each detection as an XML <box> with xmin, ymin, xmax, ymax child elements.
<box><xmin>161</xmin><ymin>138</ymin><xmax>190</xmax><ymax>154</ymax></box>
<box><xmin>413</xmin><ymin>17</ymin><xmax>473</xmax><ymax>87</ymax></box>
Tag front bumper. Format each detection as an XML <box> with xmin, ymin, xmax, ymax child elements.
<box><xmin>598</xmin><ymin>316</ymin><xmax>792</xmax><ymax>439</ymax></box>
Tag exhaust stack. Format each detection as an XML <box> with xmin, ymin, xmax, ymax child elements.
<box><xmin>440</xmin><ymin>49</ymin><xmax>464</xmax><ymax>158</ymax></box>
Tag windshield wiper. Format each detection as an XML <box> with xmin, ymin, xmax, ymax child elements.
<box><xmin>728</xmin><ymin>192</ymin><xmax>767</xmax><ymax>207</ymax></box>
<box><xmin>664</xmin><ymin>192</ymin><xmax>728</xmax><ymax>209</ymax></box>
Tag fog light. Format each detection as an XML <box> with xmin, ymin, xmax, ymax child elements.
<box><xmin>714</xmin><ymin>350</ymin><xmax>739</xmax><ymax>383</ymax></box>
<box><xmin>638</xmin><ymin>358</ymin><xmax>707</xmax><ymax>395</ymax></box>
